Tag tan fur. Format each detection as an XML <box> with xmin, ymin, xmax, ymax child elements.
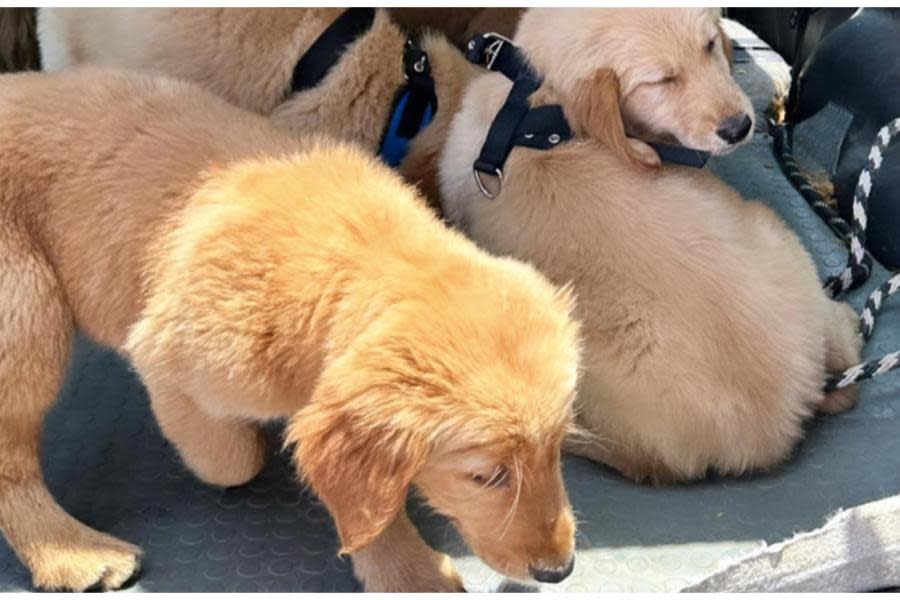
<box><xmin>37</xmin><ymin>8</ymin><xmax>482</xmax><ymax>214</ymax></box>
<box><xmin>388</xmin><ymin>8</ymin><xmax>523</xmax><ymax>48</ymax></box>
<box><xmin>0</xmin><ymin>68</ymin><xmax>580</xmax><ymax>591</ymax></box>
<box><xmin>516</xmin><ymin>8</ymin><xmax>754</xmax><ymax>159</ymax></box>
<box><xmin>439</xmin><ymin>9</ymin><xmax>862</xmax><ymax>484</ymax></box>
<box><xmin>39</xmin><ymin>8</ymin><xmax>405</xmax><ymax>153</ymax></box>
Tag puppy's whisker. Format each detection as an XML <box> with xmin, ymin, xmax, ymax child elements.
<box><xmin>496</xmin><ymin>456</ymin><xmax>523</xmax><ymax>540</ymax></box>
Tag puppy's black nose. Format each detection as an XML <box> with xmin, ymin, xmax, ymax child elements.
<box><xmin>716</xmin><ymin>113</ymin><xmax>753</xmax><ymax>144</ymax></box>
<box><xmin>530</xmin><ymin>555</ymin><xmax>575</xmax><ymax>584</ymax></box>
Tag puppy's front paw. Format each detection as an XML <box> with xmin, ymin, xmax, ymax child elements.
<box><xmin>820</xmin><ymin>385</ymin><xmax>860</xmax><ymax>415</ymax></box>
<box><xmin>26</xmin><ymin>531</ymin><xmax>142</xmax><ymax>592</ymax></box>
<box><xmin>358</xmin><ymin>550</ymin><xmax>465</xmax><ymax>592</ymax></box>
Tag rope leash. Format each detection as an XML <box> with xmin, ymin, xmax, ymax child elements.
<box><xmin>775</xmin><ymin>118</ymin><xmax>900</xmax><ymax>391</ymax></box>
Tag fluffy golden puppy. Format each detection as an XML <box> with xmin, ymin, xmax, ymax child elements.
<box><xmin>439</xmin><ymin>10</ymin><xmax>861</xmax><ymax>483</ymax></box>
<box><xmin>516</xmin><ymin>8</ymin><xmax>751</xmax><ymax>166</ymax></box>
<box><xmin>0</xmin><ymin>68</ymin><xmax>580</xmax><ymax>592</ymax></box>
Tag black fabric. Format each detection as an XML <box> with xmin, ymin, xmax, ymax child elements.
<box><xmin>290</xmin><ymin>8</ymin><xmax>376</xmax><ymax>93</ymax></box>
<box><xmin>465</xmin><ymin>33</ymin><xmax>527</xmax><ymax>81</ymax></box>
<box><xmin>472</xmin><ymin>73</ymin><xmax>543</xmax><ymax>178</ymax></box>
<box><xmin>725</xmin><ymin>8</ymin><xmax>855</xmax><ymax>67</ymax></box>
<box><xmin>396</xmin><ymin>40</ymin><xmax>437</xmax><ymax>138</ymax></box>
<box><xmin>650</xmin><ymin>144</ymin><xmax>710</xmax><ymax>169</ymax></box>
<box><xmin>377</xmin><ymin>38</ymin><xmax>438</xmax><ymax>167</ymax></box>
<box><xmin>466</xmin><ymin>34</ymin><xmax>564</xmax><ymax>183</ymax></box>
<box><xmin>791</xmin><ymin>8</ymin><xmax>900</xmax><ymax>268</ymax></box>
<box><xmin>289</xmin><ymin>8</ymin><xmax>436</xmax><ymax>167</ymax></box>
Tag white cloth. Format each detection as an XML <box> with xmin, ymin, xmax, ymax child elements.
<box><xmin>683</xmin><ymin>495</ymin><xmax>900</xmax><ymax>592</ymax></box>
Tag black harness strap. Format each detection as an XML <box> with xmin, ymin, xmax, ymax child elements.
<box><xmin>377</xmin><ymin>38</ymin><xmax>439</xmax><ymax>167</ymax></box>
<box><xmin>288</xmin><ymin>8</ymin><xmax>437</xmax><ymax>167</ymax></box>
<box><xmin>465</xmin><ymin>33</ymin><xmax>710</xmax><ymax>198</ymax></box>
<box><xmin>290</xmin><ymin>7</ymin><xmax>376</xmax><ymax>93</ymax></box>
<box><xmin>396</xmin><ymin>39</ymin><xmax>437</xmax><ymax>138</ymax></box>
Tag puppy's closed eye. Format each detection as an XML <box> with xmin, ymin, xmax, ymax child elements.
<box><xmin>705</xmin><ymin>38</ymin><xmax>716</xmax><ymax>54</ymax></box>
<box><xmin>471</xmin><ymin>465</ymin><xmax>510</xmax><ymax>488</ymax></box>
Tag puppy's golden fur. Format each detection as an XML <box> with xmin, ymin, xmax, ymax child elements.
<box><xmin>0</xmin><ymin>68</ymin><xmax>580</xmax><ymax>591</ymax></box>
<box><xmin>439</xmin><ymin>8</ymin><xmax>862</xmax><ymax>483</ymax></box>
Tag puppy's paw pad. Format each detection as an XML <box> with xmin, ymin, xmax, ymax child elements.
<box><xmin>30</xmin><ymin>537</ymin><xmax>142</xmax><ymax>592</ymax></box>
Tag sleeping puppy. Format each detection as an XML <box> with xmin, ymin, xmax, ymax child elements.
<box><xmin>0</xmin><ymin>68</ymin><xmax>580</xmax><ymax>592</ymax></box>
<box><xmin>519</xmin><ymin>8</ymin><xmax>748</xmax><ymax>167</ymax></box>
<box><xmin>37</xmin><ymin>8</ymin><xmax>476</xmax><ymax>180</ymax></box>
<box><xmin>440</xmin><ymin>8</ymin><xmax>862</xmax><ymax>483</ymax></box>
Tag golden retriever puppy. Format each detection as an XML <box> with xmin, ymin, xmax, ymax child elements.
<box><xmin>515</xmin><ymin>8</ymin><xmax>751</xmax><ymax>167</ymax></box>
<box><xmin>38</xmin><ymin>9</ymin><xmax>474</xmax><ymax>163</ymax></box>
<box><xmin>0</xmin><ymin>67</ymin><xmax>580</xmax><ymax>592</ymax></box>
<box><xmin>439</xmin><ymin>8</ymin><xmax>861</xmax><ymax>483</ymax></box>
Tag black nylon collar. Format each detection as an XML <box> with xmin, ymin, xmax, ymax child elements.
<box><xmin>291</xmin><ymin>8</ymin><xmax>376</xmax><ymax>93</ymax></box>
<box><xmin>465</xmin><ymin>33</ymin><xmax>710</xmax><ymax>198</ymax></box>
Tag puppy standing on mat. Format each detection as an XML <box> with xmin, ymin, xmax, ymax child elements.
<box><xmin>0</xmin><ymin>68</ymin><xmax>581</xmax><ymax>592</ymax></box>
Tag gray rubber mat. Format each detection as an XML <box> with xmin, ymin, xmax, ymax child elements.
<box><xmin>3</xmin><ymin>27</ymin><xmax>900</xmax><ymax>595</ymax></box>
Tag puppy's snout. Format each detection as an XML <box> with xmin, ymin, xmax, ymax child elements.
<box><xmin>716</xmin><ymin>113</ymin><xmax>753</xmax><ymax>145</ymax></box>
<box><xmin>529</xmin><ymin>555</ymin><xmax>575</xmax><ymax>584</ymax></box>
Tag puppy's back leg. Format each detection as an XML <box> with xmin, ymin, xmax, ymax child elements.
<box><xmin>820</xmin><ymin>298</ymin><xmax>864</xmax><ymax>414</ymax></box>
<box><xmin>0</xmin><ymin>230</ymin><xmax>141</xmax><ymax>591</ymax></box>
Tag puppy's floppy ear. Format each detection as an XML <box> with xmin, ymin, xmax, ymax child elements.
<box><xmin>286</xmin><ymin>385</ymin><xmax>429</xmax><ymax>554</ymax></box>
<box><xmin>565</xmin><ymin>69</ymin><xmax>660</xmax><ymax>168</ymax></box>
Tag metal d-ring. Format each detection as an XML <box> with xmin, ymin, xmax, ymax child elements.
<box><xmin>473</xmin><ymin>166</ymin><xmax>503</xmax><ymax>199</ymax></box>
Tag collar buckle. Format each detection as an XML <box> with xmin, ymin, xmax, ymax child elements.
<box><xmin>484</xmin><ymin>35</ymin><xmax>510</xmax><ymax>71</ymax></box>
<box><xmin>467</xmin><ymin>32</ymin><xmax>514</xmax><ymax>72</ymax></box>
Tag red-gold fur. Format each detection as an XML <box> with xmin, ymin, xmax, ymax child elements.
<box><xmin>439</xmin><ymin>9</ymin><xmax>862</xmax><ymax>484</ymax></box>
<box><xmin>0</xmin><ymin>68</ymin><xmax>580</xmax><ymax>591</ymax></box>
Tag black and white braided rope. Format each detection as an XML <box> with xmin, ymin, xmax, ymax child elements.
<box><xmin>773</xmin><ymin>125</ymin><xmax>857</xmax><ymax>244</ymax></box>
<box><xmin>815</xmin><ymin>117</ymin><xmax>900</xmax><ymax>391</ymax></box>
<box><xmin>777</xmin><ymin>118</ymin><xmax>900</xmax><ymax>391</ymax></box>
<box><xmin>824</xmin><ymin>119</ymin><xmax>900</xmax><ymax>297</ymax></box>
